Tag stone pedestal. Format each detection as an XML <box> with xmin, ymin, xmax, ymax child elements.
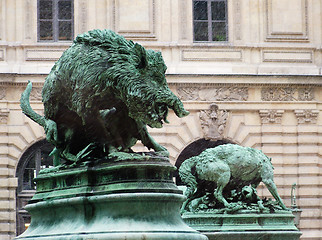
<box><xmin>183</xmin><ymin>212</ymin><xmax>301</xmax><ymax>240</ymax></box>
<box><xmin>16</xmin><ymin>156</ymin><xmax>208</xmax><ymax>240</ymax></box>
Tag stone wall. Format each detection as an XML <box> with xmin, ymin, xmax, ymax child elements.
<box><xmin>0</xmin><ymin>0</ymin><xmax>321</xmax><ymax>239</ymax></box>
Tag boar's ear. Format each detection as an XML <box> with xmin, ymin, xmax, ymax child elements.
<box><xmin>134</xmin><ymin>43</ymin><xmax>148</xmax><ymax>69</ymax></box>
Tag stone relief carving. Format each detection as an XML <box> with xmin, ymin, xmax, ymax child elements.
<box><xmin>0</xmin><ymin>88</ymin><xmax>5</xmax><ymax>100</ymax></box>
<box><xmin>30</xmin><ymin>87</ymin><xmax>42</xmax><ymax>101</ymax></box>
<box><xmin>177</xmin><ymin>86</ymin><xmax>248</xmax><ymax>101</ymax></box>
<box><xmin>0</xmin><ymin>109</ymin><xmax>9</xmax><ymax>124</ymax></box>
<box><xmin>298</xmin><ymin>88</ymin><xmax>314</xmax><ymax>101</ymax></box>
<box><xmin>294</xmin><ymin>109</ymin><xmax>319</xmax><ymax>124</ymax></box>
<box><xmin>261</xmin><ymin>87</ymin><xmax>314</xmax><ymax>101</ymax></box>
<box><xmin>261</xmin><ymin>87</ymin><xmax>296</xmax><ymax>101</ymax></box>
<box><xmin>199</xmin><ymin>103</ymin><xmax>229</xmax><ymax>140</ymax></box>
<box><xmin>259</xmin><ymin>110</ymin><xmax>284</xmax><ymax>124</ymax></box>
<box><xmin>177</xmin><ymin>87</ymin><xmax>200</xmax><ymax>101</ymax></box>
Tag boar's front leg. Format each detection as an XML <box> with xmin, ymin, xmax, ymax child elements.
<box><xmin>137</xmin><ymin>122</ymin><xmax>169</xmax><ymax>157</ymax></box>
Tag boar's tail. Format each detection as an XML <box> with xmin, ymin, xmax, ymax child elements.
<box><xmin>20</xmin><ymin>81</ymin><xmax>46</xmax><ymax>127</ymax></box>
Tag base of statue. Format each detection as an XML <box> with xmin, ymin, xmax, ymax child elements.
<box><xmin>183</xmin><ymin>212</ymin><xmax>301</xmax><ymax>240</ymax></box>
<box><xmin>16</xmin><ymin>155</ymin><xmax>208</xmax><ymax>240</ymax></box>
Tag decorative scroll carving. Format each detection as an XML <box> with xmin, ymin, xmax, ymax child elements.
<box><xmin>0</xmin><ymin>109</ymin><xmax>9</xmax><ymax>124</ymax></box>
<box><xmin>199</xmin><ymin>103</ymin><xmax>229</xmax><ymax>140</ymax></box>
<box><xmin>30</xmin><ymin>87</ymin><xmax>42</xmax><ymax>101</ymax></box>
<box><xmin>259</xmin><ymin>110</ymin><xmax>284</xmax><ymax>124</ymax></box>
<box><xmin>261</xmin><ymin>87</ymin><xmax>314</xmax><ymax>101</ymax></box>
<box><xmin>294</xmin><ymin>110</ymin><xmax>319</xmax><ymax>124</ymax></box>
<box><xmin>298</xmin><ymin>88</ymin><xmax>314</xmax><ymax>101</ymax></box>
<box><xmin>177</xmin><ymin>86</ymin><xmax>248</xmax><ymax>101</ymax></box>
<box><xmin>0</xmin><ymin>88</ymin><xmax>5</xmax><ymax>99</ymax></box>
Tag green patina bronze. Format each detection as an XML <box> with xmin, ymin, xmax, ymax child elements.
<box><xmin>16</xmin><ymin>156</ymin><xmax>208</xmax><ymax>240</ymax></box>
<box><xmin>179</xmin><ymin>144</ymin><xmax>287</xmax><ymax>213</ymax></box>
<box><xmin>17</xmin><ymin>29</ymin><xmax>207</xmax><ymax>240</ymax></box>
<box><xmin>179</xmin><ymin>144</ymin><xmax>301</xmax><ymax>239</ymax></box>
<box><xmin>20</xmin><ymin>29</ymin><xmax>189</xmax><ymax>165</ymax></box>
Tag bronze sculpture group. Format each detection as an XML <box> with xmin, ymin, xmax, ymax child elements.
<box><xmin>21</xmin><ymin>29</ymin><xmax>288</xmax><ymax>214</ymax></box>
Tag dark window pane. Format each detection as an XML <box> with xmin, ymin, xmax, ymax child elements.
<box><xmin>39</xmin><ymin>21</ymin><xmax>53</xmax><ymax>40</ymax></box>
<box><xmin>59</xmin><ymin>21</ymin><xmax>72</xmax><ymax>40</ymax></box>
<box><xmin>23</xmin><ymin>169</ymin><xmax>36</xmax><ymax>190</ymax></box>
<box><xmin>58</xmin><ymin>1</ymin><xmax>72</xmax><ymax>20</ymax></box>
<box><xmin>212</xmin><ymin>22</ymin><xmax>227</xmax><ymax>41</ymax></box>
<box><xmin>39</xmin><ymin>0</ymin><xmax>53</xmax><ymax>19</ymax></box>
<box><xmin>211</xmin><ymin>1</ymin><xmax>226</xmax><ymax>21</ymax></box>
<box><xmin>194</xmin><ymin>21</ymin><xmax>209</xmax><ymax>41</ymax></box>
<box><xmin>194</xmin><ymin>1</ymin><xmax>208</xmax><ymax>20</ymax></box>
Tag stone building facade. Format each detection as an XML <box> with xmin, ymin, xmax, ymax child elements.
<box><xmin>0</xmin><ymin>0</ymin><xmax>321</xmax><ymax>239</ymax></box>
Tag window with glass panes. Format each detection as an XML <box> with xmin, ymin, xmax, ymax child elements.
<box><xmin>16</xmin><ymin>140</ymin><xmax>54</xmax><ymax>235</ymax></box>
<box><xmin>193</xmin><ymin>0</ymin><xmax>227</xmax><ymax>42</ymax></box>
<box><xmin>38</xmin><ymin>0</ymin><xmax>74</xmax><ymax>41</ymax></box>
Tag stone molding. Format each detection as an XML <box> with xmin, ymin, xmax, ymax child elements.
<box><xmin>25</xmin><ymin>0</ymin><xmax>32</xmax><ymax>40</ymax></box>
<box><xmin>177</xmin><ymin>86</ymin><xmax>248</xmax><ymax>101</ymax></box>
<box><xmin>234</xmin><ymin>0</ymin><xmax>242</xmax><ymax>41</ymax></box>
<box><xmin>259</xmin><ymin>109</ymin><xmax>284</xmax><ymax>124</ymax></box>
<box><xmin>265</xmin><ymin>0</ymin><xmax>309</xmax><ymax>42</ymax></box>
<box><xmin>179</xmin><ymin>0</ymin><xmax>188</xmax><ymax>40</ymax></box>
<box><xmin>294</xmin><ymin>109</ymin><xmax>319</xmax><ymax>124</ymax></box>
<box><xmin>113</xmin><ymin>0</ymin><xmax>156</xmax><ymax>40</ymax></box>
<box><xmin>79</xmin><ymin>0</ymin><xmax>88</xmax><ymax>34</ymax></box>
<box><xmin>199</xmin><ymin>103</ymin><xmax>229</xmax><ymax>140</ymax></box>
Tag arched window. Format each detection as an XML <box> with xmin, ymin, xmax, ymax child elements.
<box><xmin>16</xmin><ymin>139</ymin><xmax>54</xmax><ymax>236</ymax></box>
<box><xmin>174</xmin><ymin>138</ymin><xmax>234</xmax><ymax>185</ymax></box>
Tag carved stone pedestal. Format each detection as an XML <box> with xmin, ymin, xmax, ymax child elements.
<box><xmin>16</xmin><ymin>156</ymin><xmax>208</xmax><ymax>240</ymax></box>
<box><xmin>183</xmin><ymin>212</ymin><xmax>301</xmax><ymax>240</ymax></box>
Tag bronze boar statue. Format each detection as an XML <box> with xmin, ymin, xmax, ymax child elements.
<box><xmin>20</xmin><ymin>29</ymin><xmax>189</xmax><ymax>165</ymax></box>
<box><xmin>179</xmin><ymin>144</ymin><xmax>288</xmax><ymax>213</ymax></box>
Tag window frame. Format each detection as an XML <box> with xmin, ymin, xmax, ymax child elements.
<box><xmin>37</xmin><ymin>0</ymin><xmax>74</xmax><ymax>42</ymax></box>
<box><xmin>192</xmin><ymin>0</ymin><xmax>228</xmax><ymax>42</ymax></box>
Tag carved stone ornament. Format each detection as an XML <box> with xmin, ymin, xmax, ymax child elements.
<box><xmin>0</xmin><ymin>88</ymin><xmax>5</xmax><ymax>100</ymax></box>
<box><xmin>294</xmin><ymin>109</ymin><xmax>319</xmax><ymax>124</ymax></box>
<box><xmin>30</xmin><ymin>87</ymin><xmax>43</xmax><ymax>101</ymax></box>
<box><xmin>261</xmin><ymin>87</ymin><xmax>315</xmax><ymax>101</ymax></box>
<box><xmin>259</xmin><ymin>109</ymin><xmax>284</xmax><ymax>124</ymax></box>
<box><xmin>199</xmin><ymin>103</ymin><xmax>229</xmax><ymax>140</ymax></box>
<box><xmin>0</xmin><ymin>109</ymin><xmax>9</xmax><ymax>124</ymax></box>
<box><xmin>261</xmin><ymin>87</ymin><xmax>296</xmax><ymax>101</ymax></box>
<box><xmin>177</xmin><ymin>87</ymin><xmax>200</xmax><ymax>101</ymax></box>
<box><xmin>298</xmin><ymin>88</ymin><xmax>314</xmax><ymax>101</ymax></box>
<box><xmin>177</xmin><ymin>86</ymin><xmax>248</xmax><ymax>101</ymax></box>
